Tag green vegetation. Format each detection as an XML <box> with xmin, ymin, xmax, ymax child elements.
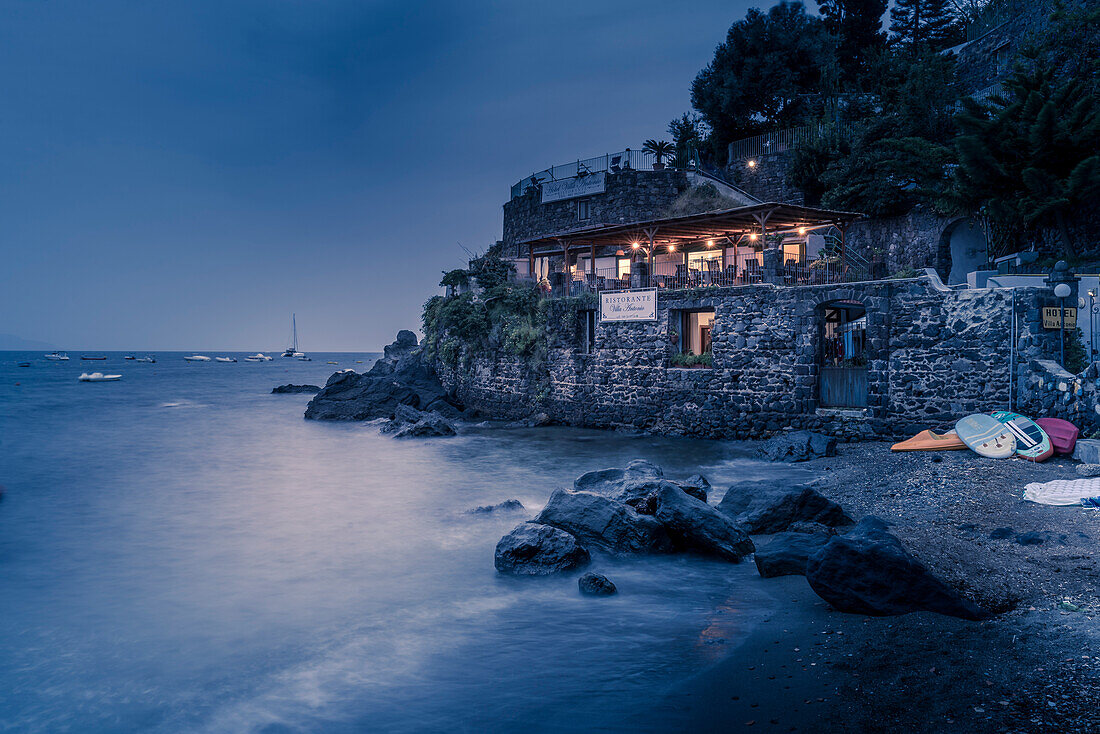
<box><xmin>670</xmin><ymin>351</ymin><xmax>714</xmax><ymax>368</ymax></box>
<box><xmin>642</xmin><ymin>139</ymin><xmax>675</xmax><ymax>166</ymax></box>
<box><xmin>1065</xmin><ymin>327</ymin><xmax>1088</xmax><ymax>375</ymax></box>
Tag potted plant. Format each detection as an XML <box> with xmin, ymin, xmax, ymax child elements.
<box><xmin>667</xmin><ymin>328</ymin><xmax>679</xmax><ymax>344</ymax></box>
<box><xmin>643</xmin><ymin>139</ymin><xmax>675</xmax><ymax>171</ymax></box>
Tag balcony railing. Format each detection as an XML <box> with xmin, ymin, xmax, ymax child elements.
<box><xmin>510</xmin><ymin>149</ymin><xmax>663</xmax><ymax>199</ymax></box>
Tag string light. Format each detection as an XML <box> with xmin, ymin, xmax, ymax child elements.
<box><xmin>798</xmin><ymin>227</ymin><xmax>806</xmax><ymax>235</ymax></box>
<box><xmin>706</xmin><ymin>239</ymin><xmax>715</xmax><ymax>248</ymax></box>
<box><xmin>631</xmin><ymin>242</ymin><xmax>640</xmax><ymax>250</ymax></box>
<box><xmin>749</xmin><ymin>233</ymin><xmax>758</xmax><ymax>241</ymax></box>
<box><xmin>668</xmin><ymin>244</ymin><xmax>677</xmax><ymax>252</ymax></box>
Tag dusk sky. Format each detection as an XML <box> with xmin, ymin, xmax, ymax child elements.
<box><xmin>1</xmin><ymin>0</ymin><xmax>758</xmax><ymax>351</ymax></box>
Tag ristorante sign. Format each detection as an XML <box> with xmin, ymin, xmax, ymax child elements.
<box><xmin>600</xmin><ymin>288</ymin><xmax>657</xmax><ymax>322</ymax></box>
<box><xmin>541</xmin><ymin>172</ymin><xmax>606</xmax><ymax>203</ymax></box>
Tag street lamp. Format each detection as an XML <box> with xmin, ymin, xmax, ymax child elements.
<box><xmin>1055</xmin><ymin>283</ymin><xmax>1072</xmax><ymax>367</ymax></box>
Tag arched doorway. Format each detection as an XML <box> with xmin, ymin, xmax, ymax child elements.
<box><xmin>944</xmin><ymin>218</ymin><xmax>988</xmax><ymax>285</ymax></box>
<box><xmin>819</xmin><ymin>300</ymin><xmax>868</xmax><ymax>408</ymax></box>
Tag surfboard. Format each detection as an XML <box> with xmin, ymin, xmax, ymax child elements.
<box><xmin>991</xmin><ymin>411</ymin><xmax>1054</xmax><ymax>462</ymax></box>
<box><xmin>890</xmin><ymin>429</ymin><xmax>967</xmax><ymax>452</ymax></box>
<box><xmin>955</xmin><ymin>414</ymin><xmax>1016</xmax><ymax>458</ymax></box>
<box><xmin>1034</xmin><ymin>417</ymin><xmax>1079</xmax><ymax>456</ymax></box>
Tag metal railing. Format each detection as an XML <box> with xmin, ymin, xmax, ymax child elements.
<box><xmin>726</xmin><ymin>122</ymin><xmax>853</xmax><ymax>163</ymax></box>
<box><xmin>510</xmin><ymin>149</ymin><xmax>663</xmax><ymax>199</ymax></box>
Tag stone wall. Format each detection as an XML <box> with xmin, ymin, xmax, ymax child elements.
<box><xmin>502</xmin><ymin>170</ymin><xmax>691</xmax><ymax>253</ymax></box>
<box><xmin>725</xmin><ymin>153</ymin><xmax>804</xmax><ymax>205</ymax></box>
<box><xmin>437</xmin><ymin>277</ymin><xmax>1055</xmax><ymax>440</ymax></box>
<box><xmin>843</xmin><ymin>206</ymin><xmax>957</xmax><ymax>276</ymax></box>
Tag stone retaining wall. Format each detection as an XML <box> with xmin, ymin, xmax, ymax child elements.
<box><xmin>437</xmin><ymin>277</ymin><xmax>1057</xmax><ymax>439</ymax></box>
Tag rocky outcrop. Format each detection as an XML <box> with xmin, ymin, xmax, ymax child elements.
<box><xmin>578</xmin><ymin>572</ymin><xmax>617</xmax><ymax>596</ymax></box>
<box><xmin>380</xmin><ymin>404</ymin><xmax>457</xmax><ymax>438</ymax></box>
<box><xmin>494</xmin><ymin>523</ymin><xmax>590</xmax><ymax>576</ymax></box>
<box><xmin>758</xmin><ymin>431</ymin><xmax>837</xmax><ymax>462</ymax></box>
<box><xmin>468</xmin><ymin>499</ymin><xmax>525</xmax><ymax>514</ymax></box>
<box><xmin>652</xmin><ymin>484</ymin><xmax>754</xmax><ymax>562</ymax></box>
<box><xmin>305</xmin><ymin>330</ymin><xmax>464</xmax><ymax>421</ymax></box>
<box><xmin>717</xmin><ymin>482</ymin><xmax>854</xmax><ymax>534</ymax></box>
<box><xmin>754</xmin><ymin>530</ymin><xmax>832</xmax><ymax>578</ymax></box>
<box><xmin>574</xmin><ymin>460</ymin><xmax>708</xmax><ymax>504</ymax></box>
<box><xmin>535</xmin><ymin>489</ymin><xmax>673</xmax><ymax>554</ymax></box>
<box><xmin>805</xmin><ymin>517</ymin><xmax>988</xmax><ymax>620</ymax></box>
<box><xmin>271</xmin><ymin>384</ymin><xmax>321</xmax><ymax>394</ymax></box>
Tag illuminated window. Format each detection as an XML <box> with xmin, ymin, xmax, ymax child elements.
<box><xmin>577</xmin><ymin>199</ymin><xmax>591</xmax><ymax>220</ymax></box>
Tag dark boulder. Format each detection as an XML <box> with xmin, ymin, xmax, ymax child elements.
<box><xmin>271</xmin><ymin>384</ymin><xmax>321</xmax><ymax>394</ymax></box>
<box><xmin>754</xmin><ymin>530</ymin><xmax>832</xmax><ymax>578</ymax></box>
<box><xmin>494</xmin><ymin>523</ymin><xmax>590</xmax><ymax>576</ymax></box>
<box><xmin>574</xmin><ymin>459</ymin><xmax>663</xmax><ymax>494</ymax></box>
<box><xmin>304</xmin><ymin>331</ymin><xmax>464</xmax><ymax>421</ymax></box>
<box><xmin>673</xmin><ymin>474</ymin><xmax>710</xmax><ymax>503</ymax></box>
<box><xmin>759</xmin><ymin>431</ymin><xmax>837</xmax><ymax>462</ymax></box>
<box><xmin>805</xmin><ymin>517</ymin><xmax>988</xmax><ymax>620</ymax></box>
<box><xmin>380</xmin><ymin>404</ymin><xmax>457</xmax><ymax>438</ymax></box>
<box><xmin>578</xmin><ymin>572</ymin><xmax>617</xmax><ymax>596</ymax></box>
<box><xmin>652</xmin><ymin>484</ymin><xmax>755</xmax><ymax>562</ymax></box>
<box><xmin>468</xmin><ymin>499</ymin><xmax>526</xmax><ymax>514</ymax></box>
<box><xmin>717</xmin><ymin>482</ymin><xmax>854</xmax><ymax>534</ymax></box>
<box><xmin>535</xmin><ymin>489</ymin><xmax>672</xmax><ymax>554</ymax></box>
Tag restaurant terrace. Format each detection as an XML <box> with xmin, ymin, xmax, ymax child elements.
<box><xmin>518</xmin><ymin>202</ymin><xmax>866</xmax><ymax>293</ymax></box>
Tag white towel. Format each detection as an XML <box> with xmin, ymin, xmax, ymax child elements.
<box><xmin>1022</xmin><ymin>477</ymin><xmax>1100</xmax><ymax>506</ymax></box>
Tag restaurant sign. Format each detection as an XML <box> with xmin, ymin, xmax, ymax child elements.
<box><xmin>600</xmin><ymin>288</ymin><xmax>657</xmax><ymax>322</ymax></box>
<box><xmin>1042</xmin><ymin>306</ymin><xmax>1077</xmax><ymax>329</ymax></box>
<box><xmin>541</xmin><ymin>172</ymin><xmax>606</xmax><ymax>203</ymax></box>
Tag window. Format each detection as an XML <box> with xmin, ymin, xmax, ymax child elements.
<box><xmin>581</xmin><ymin>310</ymin><xmax>597</xmax><ymax>354</ymax></box>
<box><xmin>670</xmin><ymin>308</ymin><xmax>715</xmax><ymax>367</ymax></box>
<box><xmin>577</xmin><ymin>199</ymin><xmax>591</xmax><ymax>221</ymax></box>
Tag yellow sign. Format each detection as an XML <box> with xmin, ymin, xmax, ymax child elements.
<box><xmin>1042</xmin><ymin>306</ymin><xmax>1077</xmax><ymax>329</ymax></box>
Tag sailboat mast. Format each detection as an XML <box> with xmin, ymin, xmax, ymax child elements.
<box><xmin>292</xmin><ymin>314</ymin><xmax>298</xmax><ymax>351</ymax></box>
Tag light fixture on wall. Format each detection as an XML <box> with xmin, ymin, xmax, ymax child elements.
<box><xmin>615</xmin><ymin>249</ymin><xmax>625</xmax><ymax>257</ymax></box>
<box><xmin>747</xmin><ymin>159</ymin><xmax>757</xmax><ymax>168</ymax></box>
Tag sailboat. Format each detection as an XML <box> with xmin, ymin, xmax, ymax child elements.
<box><xmin>282</xmin><ymin>314</ymin><xmax>306</xmax><ymax>358</ymax></box>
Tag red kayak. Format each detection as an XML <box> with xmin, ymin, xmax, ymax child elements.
<box><xmin>1035</xmin><ymin>418</ymin><xmax>1079</xmax><ymax>455</ymax></box>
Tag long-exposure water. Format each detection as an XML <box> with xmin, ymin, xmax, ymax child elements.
<box><xmin>0</xmin><ymin>351</ymin><xmax>817</xmax><ymax>732</ymax></box>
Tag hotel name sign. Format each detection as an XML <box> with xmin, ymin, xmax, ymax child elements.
<box><xmin>600</xmin><ymin>288</ymin><xmax>657</xmax><ymax>322</ymax></box>
<box><xmin>1042</xmin><ymin>306</ymin><xmax>1077</xmax><ymax>329</ymax></box>
<box><xmin>541</xmin><ymin>172</ymin><xmax>606</xmax><ymax>203</ymax></box>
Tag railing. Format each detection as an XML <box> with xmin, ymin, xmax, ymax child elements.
<box><xmin>510</xmin><ymin>149</ymin><xmax>663</xmax><ymax>199</ymax></box>
<box><xmin>548</xmin><ymin>252</ymin><xmax>874</xmax><ymax>297</ymax></box>
<box><xmin>726</xmin><ymin>122</ymin><xmax>853</xmax><ymax>163</ymax></box>
<box><xmin>955</xmin><ymin>82</ymin><xmax>1006</xmax><ymax>111</ymax></box>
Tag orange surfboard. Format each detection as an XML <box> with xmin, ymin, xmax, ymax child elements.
<box><xmin>891</xmin><ymin>429</ymin><xmax>967</xmax><ymax>452</ymax></box>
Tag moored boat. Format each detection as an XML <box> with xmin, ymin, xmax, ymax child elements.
<box><xmin>184</xmin><ymin>355</ymin><xmax>211</xmax><ymax>362</ymax></box>
<box><xmin>81</xmin><ymin>355</ymin><xmax>107</xmax><ymax>360</ymax></box>
<box><xmin>44</xmin><ymin>352</ymin><xmax>70</xmax><ymax>361</ymax></box>
<box><xmin>215</xmin><ymin>356</ymin><xmax>237</xmax><ymax>363</ymax></box>
<box><xmin>78</xmin><ymin>372</ymin><xmax>121</xmax><ymax>382</ymax></box>
<box><xmin>135</xmin><ymin>356</ymin><xmax>156</xmax><ymax>363</ymax></box>
<box><xmin>282</xmin><ymin>314</ymin><xmax>306</xmax><ymax>359</ymax></box>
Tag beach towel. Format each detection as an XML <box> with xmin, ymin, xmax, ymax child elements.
<box><xmin>1023</xmin><ymin>477</ymin><xmax>1100</xmax><ymax>506</ymax></box>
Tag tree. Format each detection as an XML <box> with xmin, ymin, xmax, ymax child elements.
<box><xmin>817</xmin><ymin>0</ymin><xmax>888</xmax><ymax>84</ymax></box>
<box><xmin>889</xmin><ymin>0</ymin><xmax>962</xmax><ymax>52</ymax></box>
<box><xmin>691</xmin><ymin>1</ymin><xmax>836</xmax><ymax>160</ymax></box>
<box><xmin>642</xmin><ymin>139</ymin><xmax>675</xmax><ymax>166</ymax></box>
<box><xmin>952</xmin><ymin>65</ymin><xmax>1100</xmax><ymax>256</ymax></box>
<box><xmin>667</xmin><ymin>113</ymin><xmax>706</xmax><ymax>167</ymax></box>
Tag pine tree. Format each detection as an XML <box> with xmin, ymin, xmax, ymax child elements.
<box><xmin>890</xmin><ymin>0</ymin><xmax>961</xmax><ymax>52</ymax></box>
<box><xmin>817</xmin><ymin>0</ymin><xmax>888</xmax><ymax>84</ymax></box>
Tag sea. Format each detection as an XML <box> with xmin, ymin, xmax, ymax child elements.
<box><xmin>0</xmin><ymin>351</ymin><xmax>818</xmax><ymax>733</ymax></box>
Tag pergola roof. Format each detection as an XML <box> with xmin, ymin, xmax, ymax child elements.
<box><xmin>522</xmin><ymin>202</ymin><xmax>863</xmax><ymax>254</ymax></box>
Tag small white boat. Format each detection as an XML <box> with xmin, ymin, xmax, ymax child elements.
<box><xmin>135</xmin><ymin>356</ymin><xmax>156</xmax><ymax>363</ymax></box>
<box><xmin>244</xmin><ymin>353</ymin><xmax>272</xmax><ymax>362</ymax></box>
<box><xmin>326</xmin><ymin>361</ymin><xmax>338</xmax><ymax>364</ymax></box>
<box><xmin>124</xmin><ymin>355</ymin><xmax>135</xmax><ymax>360</ymax></box>
<box><xmin>215</xmin><ymin>357</ymin><xmax>237</xmax><ymax>363</ymax></box>
<box><xmin>44</xmin><ymin>352</ymin><xmax>69</xmax><ymax>361</ymax></box>
<box><xmin>184</xmin><ymin>355</ymin><xmax>211</xmax><ymax>362</ymax></box>
<box><xmin>79</xmin><ymin>372</ymin><xmax>121</xmax><ymax>382</ymax></box>
<box><xmin>297</xmin><ymin>356</ymin><xmax>312</xmax><ymax>361</ymax></box>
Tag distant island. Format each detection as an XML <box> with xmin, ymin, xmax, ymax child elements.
<box><xmin>0</xmin><ymin>333</ymin><xmax>56</xmax><ymax>351</ymax></box>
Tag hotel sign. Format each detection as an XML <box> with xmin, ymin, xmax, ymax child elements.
<box><xmin>541</xmin><ymin>172</ymin><xmax>606</xmax><ymax>203</ymax></box>
<box><xmin>600</xmin><ymin>288</ymin><xmax>657</xmax><ymax>322</ymax></box>
<box><xmin>1043</xmin><ymin>306</ymin><xmax>1077</xmax><ymax>329</ymax></box>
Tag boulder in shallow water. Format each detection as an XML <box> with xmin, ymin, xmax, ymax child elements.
<box><xmin>468</xmin><ymin>499</ymin><xmax>526</xmax><ymax>514</ymax></box>
<box><xmin>305</xmin><ymin>331</ymin><xmax>464</xmax><ymax>421</ymax></box>
<box><xmin>652</xmin><ymin>484</ymin><xmax>754</xmax><ymax>562</ymax></box>
<box><xmin>574</xmin><ymin>459</ymin><xmax>663</xmax><ymax>494</ymax></box>
<box><xmin>381</xmin><ymin>404</ymin><xmax>457</xmax><ymax>438</ymax></box>
<box><xmin>271</xmin><ymin>384</ymin><xmax>321</xmax><ymax>394</ymax></box>
<box><xmin>759</xmin><ymin>431</ymin><xmax>837</xmax><ymax>462</ymax></box>
<box><xmin>494</xmin><ymin>523</ymin><xmax>590</xmax><ymax>575</ymax></box>
<box><xmin>805</xmin><ymin>517</ymin><xmax>988</xmax><ymax>620</ymax></box>
<box><xmin>535</xmin><ymin>489</ymin><xmax>672</xmax><ymax>554</ymax></box>
<box><xmin>754</xmin><ymin>530</ymin><xmax>832</xmax><ymax>578</ymax></box>
<box><xmin>673</xmin><ymin>474</ymin><xmax>710</xmax><ymax>503</ymax></box>
<box><xmin>717</xmin><ymin>481</ymin><xmax>853</xmax><ymax>534</ymax></box>
<box><xmin>578</xmin><ymin>572</ymin><xmax>617</xmax><ymax>596</ymax></box>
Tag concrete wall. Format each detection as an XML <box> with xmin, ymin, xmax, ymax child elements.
<box><xmin>437</xmin><ymin>277</ymin><xmax>1055</xmax><ymax>439</ymax></box>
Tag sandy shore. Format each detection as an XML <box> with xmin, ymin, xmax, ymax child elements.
<box><xmin>668</xmin><ymin>442</ymin><xmax>1100</xmax><ymax>733</ymax></box>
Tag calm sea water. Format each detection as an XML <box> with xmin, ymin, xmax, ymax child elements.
<box><xmin>0</xmin><ymin>351</ymin><xmax>816</xmax><ymax>733</ymax></box>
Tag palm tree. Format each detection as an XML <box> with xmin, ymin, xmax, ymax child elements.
<box><xmin>643</xmin><ymin>139</ymin><xmax>676</xmax><ymax>169</ymax></box>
